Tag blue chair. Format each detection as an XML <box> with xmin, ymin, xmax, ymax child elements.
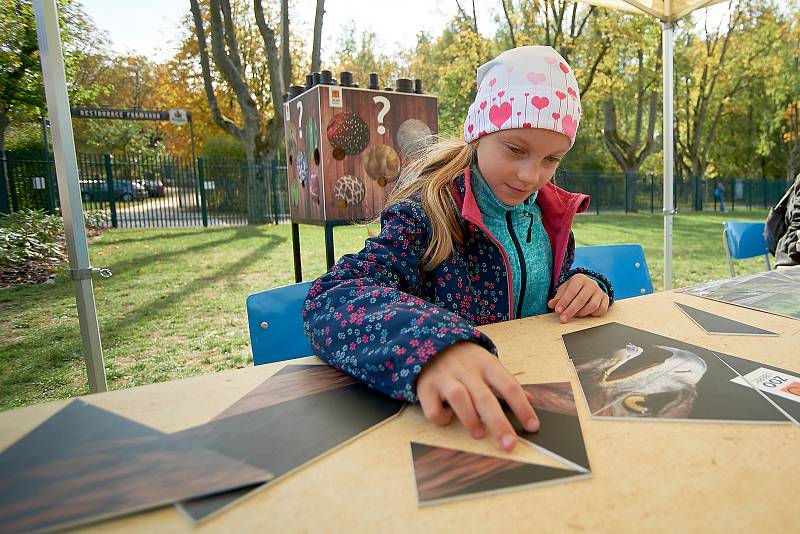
<box><xmin>573</xmin><ymin>244</ymin><xmax>654</xmax><ymax>300</ymax></box>
<box><xmin>722</xmin><ymin>221</ymin><xmax>771</xmax><ymax>277</ymax></box>
<box><xmin>247</xmin><ymin>281</ymin><xmax>313</xmax><ymax>365</ymax></box>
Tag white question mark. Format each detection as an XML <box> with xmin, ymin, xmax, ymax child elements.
<box><xmin>297</xmin><ymin>101</ymin><xmax>303</xmax><ymax>138</ymax></box>
<box><xmin>373</xmin><ymin>96</ymin><xmax>390</xmax><ymax>135</ymax></box>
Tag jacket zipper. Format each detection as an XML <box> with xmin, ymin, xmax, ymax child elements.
<box><xmin>506</xmin><ymin>211</ymin><xmax>527</xmax><ymax>319</ymax></box>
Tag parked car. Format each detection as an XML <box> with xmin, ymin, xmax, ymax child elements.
<box><xmin>80</xmin><ymin>179</ymin><xmax>148</xmax><ymax>202</ymax></box>
<box><xmin>137</xmin><ymin>178</ymin><xmax>166</xmax><ymax>198</ymax></box>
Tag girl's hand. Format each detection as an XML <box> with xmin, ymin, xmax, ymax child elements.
<box><xmin>416</xmin><ymin>341</ymin><xmax>539</xmax><ymax>452</ymax></box>
<box><xmin>547</xmin><ymin>274</ymin><xmax>610</xmax><ymax>323</ymax></box>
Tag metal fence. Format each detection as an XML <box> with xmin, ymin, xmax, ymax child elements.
<box><xmin>0</xmin><ymin>150</ymin><xmax>291</xmax><ymax>227</ymax></box>
<box><xmin>1</xmin><ymin>150</ymin><xmax>792</xmax><ymax>224</ymax></box>
<box><xmin>555</xmin><ymin>170</ymin><xmax>790</xmax><ymax>214</ymax></box>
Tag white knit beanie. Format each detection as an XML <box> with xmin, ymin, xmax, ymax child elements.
<box><xmin>463</xmin><ymin>46</ymin><xmax>582</xmax><ymax>146</ymax></box>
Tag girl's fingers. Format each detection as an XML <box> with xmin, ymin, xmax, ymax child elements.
<box><xmin>550</xmin><ymin>280</ymin><xmax>576</xmax><ymax>312</ymax></box>
<box><xmin>524</xmin><ymin>389</ymin><xmax>535</xmax><ymax>404</ymax></box>
<box><xmin>485</xmin><ymin>366</ymin><xmax>539</xmax><ymax>433</ymax></box>
<box><xmin>461</xmin><ymin>378</ymin><xmax>519</xmax><ymax>451</ymax></box>
<box><xmin>590</xmin><ymin>293</ymin><xmax>610</xmax><ymax>316</ymax></box>
<box><xmin>547</xmin><ymin>286</ymin><xmax>565</xmax><ymax>309</ymax></box>
<box><xmin>418</xmin><ymin>381</ymin><xmax>454</xmax><ymax>426</ymax></box>
<box><xmin>442</xmin><ymin>380</ymin><xmax>485</xmax><ymax>439</ymax></box>
<box><xmin>559</xmin><ymin>283</ymin><xmax>594</xmax><ymax>322</ymax></box>
<box><xmin>575</xmin><ymin>290</ymin><xmax>604</xmax><ymax>317</ymax></box>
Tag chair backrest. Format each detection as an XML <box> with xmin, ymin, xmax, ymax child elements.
<box><xmin>572</xmin><ymin>244</ymin><xmax>654</xmax><ymax>300</ymax></box>
<box><xmin>722</xmin><ymin>221</ymin><xmax>771</xmax><ymax>277</ymax></box>
<box><xmin>247</xmin><ymin>281</ymin><xmax>313</xmax><ymax>365</ymax></box>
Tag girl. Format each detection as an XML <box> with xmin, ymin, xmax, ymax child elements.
<box><xmin>303</xmin><ymin>46</ymin><xmax>613</xmax><ymax>452</ymax></box>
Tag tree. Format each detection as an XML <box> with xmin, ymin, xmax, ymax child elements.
<box><xmin>600</xmin><ymin>15</ymin><xmax>662</xmax><ymax>209</ymax></box>
<box><xmin>70</xmin><ymin>54</ymin><xmax>166</xmax><ymax>156</ymax></box>
<box><xmin>404</xmin><ymin>16</ymin><xmax>492</xmax><ymax>136</ymax></box>
<box><xmin>497</xmin><ymin>0</ymin><xmax>612</xmax><ymax>97</ymax></box>
<box><xmin>0</xmin><ymin>0</ymin><xmax>104</xmax><ymax>154</ymax></box>
<box><xmin>705</xmin><ymin>5</ymin><xmax>789</xmax><ymax>183</ymax></box>
<box><xmin>0</xmin><ymin>0</ymin><xmax>41</xmax><ymax>155</ymax></box>
<box><xmin>762</xmin><ymin>5</ymin><xmax>800</xmax><ymax>181</ymax></box>
<box><xmin>330</xmin><ymin>23</ymin><xmax>402</xmax><ymax>90</ymax></box>
<box><xmin>673</xmin><ymin>0</ymin><xmax>783</xmax><ymax>179</ymax></box>
<box><xmin>189</xmin><ymin>0</ymin><xmax>325</xmax><ymax>223</ymax></box>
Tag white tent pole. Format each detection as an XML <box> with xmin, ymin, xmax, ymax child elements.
<box><xmin>662</xmin><ymin>14</ymin><xmax>675</xmax><ymax>291</ymax></box>
<box><xmin>33</xmin><ymin>0</ymin><xmax>108</xmax><ymax>392</ymax></box>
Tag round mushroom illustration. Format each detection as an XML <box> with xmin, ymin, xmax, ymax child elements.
<box><xmin>327</xmin><ymin>112</ymin><xmax>370</xmax><ymax>156</ymax></box>
<box><xmin>362</xmin><ymin>144</ymin><xmax>401</xmax><ymax>187</ymax></box>
<box><xmin>396</xmin><ymin>118</ymin><xmax>433</xmax><ymax>159</ymax></box>
<box><xmin>295</xmin><ymin>150</ymin><xmax>309</xmax><ymax>187</ymax></box>
<box><xmin>334</xmin><ymin>174</ymin><xmax>366</xmax><ymax>209</ymax></box>
<box><xmin>309</xmin><ymin>173</ymin><xmax>320</xmax><ymax>204</ymax></box>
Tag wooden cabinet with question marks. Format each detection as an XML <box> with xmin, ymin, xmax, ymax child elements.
<box><xmin>283</xmin><ymin>85</ymin><xmax>438</xmax><ymax>223</ymax></box>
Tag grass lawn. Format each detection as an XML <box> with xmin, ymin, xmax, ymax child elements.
<box><xmin>0</xmin><ymin>209</ymin><xmax>770</xmax><ymax>410</ymax></box>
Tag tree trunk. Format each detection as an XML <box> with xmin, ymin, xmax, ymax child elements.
<box><xmin>602</xmin><ymin>94</ymin><xmax>658</xmax><ymax>212</ymax></box>
<box><xmin>787</xmin><ymin>103</ymin><xmax>800</xmax><ymax>184</ymax></box>
<box><xmin>243</xmin><ymin>141</ymin><xmax>263</xmax><ymax>223</ymax></box>
<box><xmin>191</xmin><ymin>0</ymin><xmax>326</xmax><ymax>223</ymax></box>
<box><xmin>0</xmin><ymin>109</ymin><xmax>7</xmax><ymax>155</ymax></box>
<box><xmin>501</xmin><ymin>0</ymin><xmax>516</xmax><ymax>48</ymax></box>
<box><xmin>311</xmin><ymin>0</ymin><xmax>325</xmax><ymax>72</ymax></box>
<box><xmin>191</xmin><ymin>0</ymin><xmax>265</xmax><ymax>223</ymax></box>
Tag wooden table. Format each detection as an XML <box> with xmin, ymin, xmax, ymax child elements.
<box><xmin>1</xmin><ymin>289</ymin><xmax>798</xmax><ymax>532</ymax></box>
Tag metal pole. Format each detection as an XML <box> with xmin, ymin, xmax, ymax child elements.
<box><xmin>662</xmin><ymin>16</ymin><xmax>675</xmax><ymax>291</ymax></box>
<box><xmin>104</xmin><ymin>154</ymin><xmax>117</xmax><ymax>228</ymax></box>
<box><xmin>189</xmin><ymin>116</ymin><xmax>201</xmax><ymax>222</ymax></box>
<box><xmin>198</xmin><ymin>157</ymin><xmax>208</xmax><ymax>227</ymax></box>
<box><xmin>324</xmin><ymin>222</ymin><xmax>335</xmax><ymax>269</ymax></box>
<box><xmin>292</xmin><ymin>222</ymin><xmax>302</xmax><ymax>282</ymax></box>
<box><xmin>33</xmin><ymin>0</ymin><xmax>107</xmax><ymax>392</ymax></box>
<box><xmin>271</xmin><ymin>158</ymin><xmax>279</xmax><ymax>225</ymax></box>
<box><xmin>0</xmin><ymin>152</ymin><xmax>9</xmax><ymax>215</ymax></box>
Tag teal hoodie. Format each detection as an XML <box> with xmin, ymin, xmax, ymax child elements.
<box><xmin>470</xmin><ymin>163</ymin><xmax>552</xmax><ymax>318</ymax></box>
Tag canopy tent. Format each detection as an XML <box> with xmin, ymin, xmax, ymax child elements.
<box><xmin>585</xmin><ymin>0</ymin><xmax>728</xmax><ymax>21</ymax></box>
<box><xmin>31</xmin><ymin>0</ymin><xmax>730</xmax><ymax>391</ymax></box>
<box><xmin>579</xmin><ymin>0</ymin><xmax>729</xmax><ymax>289</ymax></box>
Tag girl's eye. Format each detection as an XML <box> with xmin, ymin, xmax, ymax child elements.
<box><xmin>546</xmin><ymin>157</ymin><xmax>561</xmax><ymax>164</ymax></box>
<box><xmin>506</xmin><ymin>144</ymin><xmax>522</xmax><ymax>154</ymax></box>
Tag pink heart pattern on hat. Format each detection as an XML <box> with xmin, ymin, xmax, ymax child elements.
<box><xmin>562</xmin><ymin>115</ymin><xmax>578</xmax><ymax>139</ymax></box>
<box><xmin>531</xmin><ymin>96</ymin><xmax>549</xmax><ymax>110</ymax></box>
<box><xmin>526</xmin><ymin>72</ymin><xmax>546</xmax><ymax>85</ymax></box>
<box><xmin>464</xmin><ymin>46</ymin><xmax>581</xmax><ymax>146</ymax></box>
<box><xmin>489</xmin><ymin>102</ymin><xmax>512</xmax><ymax>128</ymax></box>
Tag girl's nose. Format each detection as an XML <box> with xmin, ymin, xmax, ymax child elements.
<box><xmin>519</xmin><ymin>163</ymin><xmax>541</xmax><ymax>185</ymax></box>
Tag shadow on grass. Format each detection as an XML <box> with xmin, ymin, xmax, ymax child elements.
<box><xmin>0</xmin><ymin>230</ymin><xmax>285</xmax><ymax>404</ymax></box>
<box><xmin>101</xmin><ymin>226</ymin><xmax>253</xmax><ymax>246</ymax></box>
<box><xmin>99</xmin><ymin>226</ymin><xmax>272</xmax><ymax>276</ymax></box>
<box><xmin>0</xmin><ymin>226</ymin><xmax>273</xmax><ymax>309</ymax></box>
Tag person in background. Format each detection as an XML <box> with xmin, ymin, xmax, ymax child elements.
<box><xmin>714</xmin><ymin>181</ymin><xmax>727</xmax><ymax>212</ymax></box>
<box><xmin>765</xmin><ymin>173</ymin><xmax>800</xmax><ymax>269</ymax></box>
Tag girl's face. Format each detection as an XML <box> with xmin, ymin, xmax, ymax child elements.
<box><xmin>475</xmin><ymin>128</ymin><xmax>571</xmax><ymax>206</ymax></box>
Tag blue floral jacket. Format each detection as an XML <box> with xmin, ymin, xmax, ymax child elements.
<box><xmin>303</xmin><ymin>168</ymin><xmax>613</xmax><ymax>402</ymax></box>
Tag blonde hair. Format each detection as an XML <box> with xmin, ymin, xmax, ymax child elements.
<box><xmin>382</xmin><ymin>137</ymin><xmax>476</xmax><ymax>270</ymax></box>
